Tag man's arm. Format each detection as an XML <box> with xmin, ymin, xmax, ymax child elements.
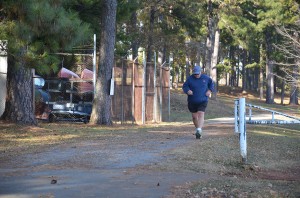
<box><xmin>205</xmin><ymin>77</ymin><xmax>214</xmax><ymax>96</ymax></box>
<box><xmin>182</xmin><ymin>78</ymin><xmax>191</xmax><ymax>94</ymax></box>
<box><xmin>208</xmin><ymin>77</ymin><xmax>214</xmax><ymax>92</ymax></box>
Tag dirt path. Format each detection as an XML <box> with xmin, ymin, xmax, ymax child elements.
<box><xmin>0</xmin><ymin>121</ymin><xmax>223</xmax><ymax>198</ymax></box>
<box><xmin>1</xmin><ymin>117</ymin><xmax>299</xmax><ymax>198</ymax></box>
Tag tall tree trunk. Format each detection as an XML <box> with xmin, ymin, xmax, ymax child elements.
<box><xmin>205</xmin><ymin>0</ymin><xmax>213</xmax><ymax>74</ymax></box>
<box><xmin>237</xmin><ymin>52</ymin><xmax>240</xmax><ymax>87</ymax></box>
<box><xmin>185</xmin><ymin>55</ymin><xmax>190</xmax><ymax>80</ymax></box>
<box><xmin>265</xmin><ymin>30</ymin><xmax>274</xmax><ymax>104</ymax></box>
<box><xmin>146</xmin><ymin>6</ymin><xmax>155</xmax><ymax>63</ymax></box>
<box><xmin>241</xmin><ymin>49</ymin><xmax>246</xmax><ymax>91</ymax></box>
<box><xmin>1</xmin><ymin>60</ymin><xmax>37</xmax><ymax>125</ymax></box>
<box><xmin>130</xmin><ymin>11</ymin><xmax>139</xmax><ymax>60</ymax></box>
<box><xmin>281</xmin><ymin>80</ymin><xmax>285</xmax><ymax>105</ymax></box>
<box><xmin>254</xmin><ymin>67</ymin><xmax>259</xmax><ymax>91</ymax></box>
<box><xmin>226</xmin><ymin>73</ymin><xmax>228</xmax><ymax>86</ymax></box>
<box><xmin>274</xmin><ymin>75</ymin><xmax>277</xmax><ymax>94</ymax></box>
<box><xmin>259</xmin><ymin>67</ymin><xmax>264</xmax><ymax>100</ymax></box>
<box><xmin>229</xmin><ymin>46</ymin><xmax>236</xmax><ymax>87</ymax></box>
<box><xmin>175</xmin><ymin>67</ymin><xmax>179</xmax><ymax>88</ymax></box>
<box><xmin>265</xmin><ymin>59</ymin><xmax>274</xmax><ymax>104</ymax></box>
<box><xmin>90</xmin><ymin>0</ymin><xmax>117</xmax><ymax>125</ymax></box>
<box><xmin>210</xmin><ymin>28</ymin><xmax>219</xmax><ymax>99</ymax></box>
<box><xmin>259</xmin><ymin>44</ymin><xmax>264</xmax><ymax>100</ymax></box>
<box><xmin>178</xmin><ymin>65</ymin><xmax>183</xmax><ymax>82</ymax></box>
<box><xmin>289</xmin><ymin>64</ymin><xmax>299</xmax><ymax>105</ymax></box>
<box><xmin>247</xmin><ymin>51</ymin><xmax>253</xmax><ymax>90</ymax></box>
<box><xmin>162</xmin><ymin>43</ymin><xmax>168</xmax><ymax>64</ymax></box>
<box><xmin>196</xmin><ymin>42</ymin><xmax>201</xmax><ymax>66</ymax></box>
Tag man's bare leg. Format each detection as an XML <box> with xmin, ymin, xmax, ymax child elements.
<box><xmin>192</xmin><ymin>111</ymin><xmax>204</xmax><ymax>139</ymax></box>
<box><xmin>192</xmin><ymin>112</ymin><xmax>200</xmax><ymax>128</ymax></box>
<box><xmin>192</xmin><ymin>111</ymin><xmax>205</xmax><ymax>128</ymax></box>
<box><xmin>198</xmin><ymin>111</ymin><xmax>205</xmax><ymax>129</ymax></box>
<box><xmin>192</xmin><ymin>111</ymin><xmax>205</xmax><ymax>139</ymax></box>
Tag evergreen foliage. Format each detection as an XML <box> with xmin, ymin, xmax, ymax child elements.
<box><xmin>0</xmin><ymin>0</ymin><xmax>91</xmax><ymax>74</ymax></box>
<box><xmin>1</xmin><ymin>0</ymin><xmax>299</xmax><ymax>124</ymax></box>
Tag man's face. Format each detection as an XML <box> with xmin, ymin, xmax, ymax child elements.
<box><xmin>194</xmin><ymin>73</ymin><xmax>201</xmax><ymax>78</ymax></box>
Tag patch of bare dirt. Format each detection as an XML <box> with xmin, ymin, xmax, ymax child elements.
<box><xmin>255</xmin><ymin>167</ymin><xmax>300</xmax><ymax>181</ymax></box>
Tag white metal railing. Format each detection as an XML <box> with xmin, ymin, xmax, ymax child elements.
<box><xmin>234</xmin><ymin>98</ymin><xmax>300</xmax><ymax>164</ymax></box>
<box><xmin>246</xmin><ymin>103</ymin><xmax>300</xmax><ymax>124</ymax></box>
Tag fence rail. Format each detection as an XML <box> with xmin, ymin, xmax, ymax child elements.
<box><xmin>234</xmin><ymin>98</ymin><xmax>300</xmax><ymax>164</ymax></box>
<box><xmin>1</xmin><ymin>36</ymin><xmax>170</xmax><ymax>124</ymax></box>
<box><xmin>33</xmin><ymin>57</ymin><xmax>170</xmax><ymax>124</ymax></box>
<box><xmin>246</xmin><ymin>103</ymin><xmax>300</xmax><ymax>124</ymax></box>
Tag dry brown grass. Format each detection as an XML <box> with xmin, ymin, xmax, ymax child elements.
<box><xmin>1</xmin><ymin>85</ymin><xmax>299</xmax><ymax>154</ymax></box>
<box><xmin>1</xmin><ymin>85</ymin><xmax>299</xmax><ymax>197</ymax></box>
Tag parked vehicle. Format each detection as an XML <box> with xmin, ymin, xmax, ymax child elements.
<box><xmin>45</xmin><ymin>77</ymin><xmax>93</xmax><ymax>123</ymax></box>
<box><xmin>35</xmin><ymin>68</ymin><xmax>94</xmax><ymax>123</ymax></box>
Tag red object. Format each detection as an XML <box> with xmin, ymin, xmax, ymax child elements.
<box><xmin>79</xmin><ymin>69</ymin><xmax>94</xmax><ymax>93</ymax></box>
<box><xmin>58</xmin><ymin>67</ymin><xmax>80</xmax><ymax>79</ymax></box>
<box><xmin>81</xmin><ymin>69</ymin><xmax>93</xmax><ymax>79</ymax></box>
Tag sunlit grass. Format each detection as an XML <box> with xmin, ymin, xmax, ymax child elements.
<box><xmin>248</xmin><ymin>124</ymin><xmax>300</xmax><ymax>138</ymax></box>
<box><xmin>1</xmin><ymin>85</ymin><xmax>299</xmax><ymax>155</ymax></box>
<box><xmin>16</xmin><ymin>134</ymin><xmax>79</xmax><ymax>141</ymax></box>
<box><xmin>251</xmin><ymin>130</ymin><xmax>289</xmax><ymax>137</ymax></box>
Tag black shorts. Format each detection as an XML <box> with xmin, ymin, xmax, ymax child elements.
<box><xmin>188</xmin><ymin>102</ymin><xmax>208</xmax><ymax>113</ymax></box>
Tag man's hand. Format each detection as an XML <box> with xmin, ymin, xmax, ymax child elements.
<box><xmin>187</xmin><ymin>90</ymin><xmax>193</xmax><ymax>95</ymax></box>
<box><xmin>206</xmin><ymin>90</ymin><xmax>212</xmax><ymax>96</ymax></box>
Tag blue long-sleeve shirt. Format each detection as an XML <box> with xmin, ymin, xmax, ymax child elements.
<box><xmin>182</xmin><ymin>74</ymin><xmax>214</xmax><ymax>104</ymax></box>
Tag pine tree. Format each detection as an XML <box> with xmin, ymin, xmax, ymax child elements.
<box><xmin>89</xmin><ymin>0</ymin><xmax>117</xmax><ymax>125</ymax></box>
<box><xmin>0</xmin><ymin>0</ymin><xmax>91</xmax><ymax>124</ymax></box>
<box><xmin>255</xmin><ymin>0</ymin><xmax>298</xmax><ymax>104</ymax></box>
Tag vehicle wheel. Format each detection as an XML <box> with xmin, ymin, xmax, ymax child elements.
<box><xmin>48</xmin><ymin>113</ymin><xmax>56</xmax><ymax>123</ymax></box>
<box><xmin>83</xmin><ymin>116</ymin><xmax>88</xmax><ymax>124</ymax></box>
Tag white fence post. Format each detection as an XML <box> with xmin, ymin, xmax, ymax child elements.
<box><xmin>235</xmin><ymin>97</ymin><xmax>300</xmax><ymax>164</ymax></box>
<box><xmin>239</xmin><ymin>97</ymin><xmax>247</xmax><ymax>164</ymax></box>
<box><xmin>0</xmin><ymin>40</ymin><xmax>8</xmax><ymax>117</ymax></box>
<box><xmin>234</xmin><ymin>99</ymin><xmax>239</xmax><ymax>133</ymax></box>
